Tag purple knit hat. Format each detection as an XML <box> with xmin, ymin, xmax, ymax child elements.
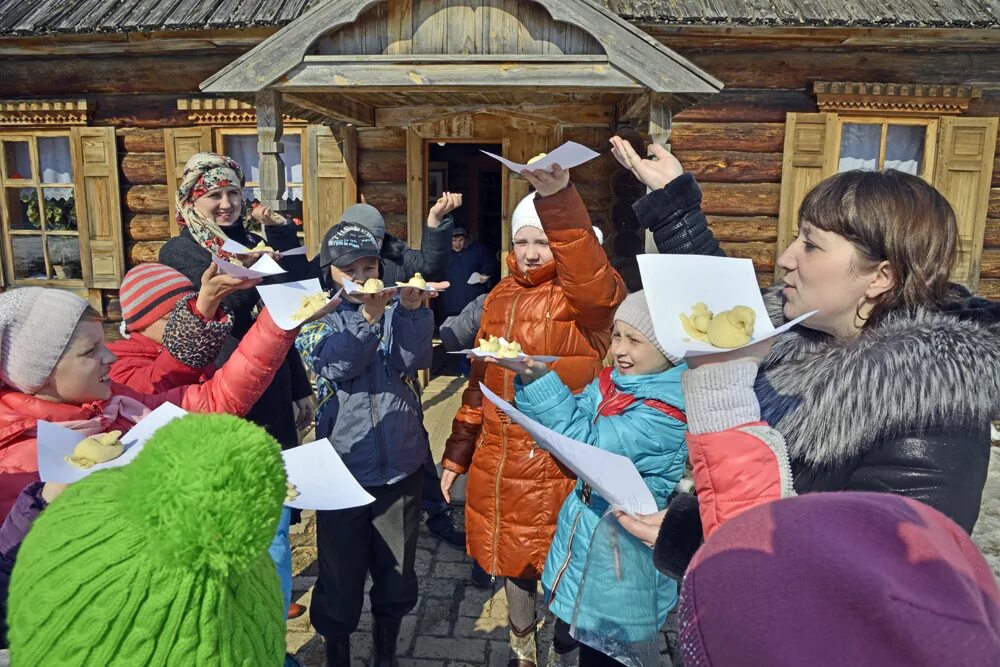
<box><xmin>678</xmin><ymin>492</ymin><xmax>1000</xmax><ymax>667</ymax></box>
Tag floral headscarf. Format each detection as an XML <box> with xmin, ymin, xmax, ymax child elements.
<box><xmin>175</xmin><ymin>152</ymin><xmax>246</xmax><ymax>255</ymax></box>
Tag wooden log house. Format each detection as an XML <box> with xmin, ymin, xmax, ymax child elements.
<box><xmin>0</xmin><ymin>0</ymin><xmax>998</xmax><ymax>329</ymax></box>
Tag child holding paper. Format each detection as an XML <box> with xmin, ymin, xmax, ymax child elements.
<box><xmin>441</xmin><ymin>165</ymin><xmax>626</xmax><ymax>666</ymax></box>
<box><xmin>507</xmin><ymin>291</ymin><xmax>687</xmax><ymax>666</ymax></box>
<box><xmin>296</xmin><ymin>221</ymin><xmax>436</xmax><ymax>666</ymax></box>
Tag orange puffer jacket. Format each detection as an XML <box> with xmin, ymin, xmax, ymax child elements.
<box><xmin>443</xmin><ymin>184</ymin><xmax>627</xmax><ymax>580</ymax></box>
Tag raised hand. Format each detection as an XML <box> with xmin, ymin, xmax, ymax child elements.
<box><xmin>250</xmin><ymin>203</ymin><xmax>290</xmax><ymax>227</ymax></box>
<box><xmin>609</xmin><ymin>136</ymin><xmax>684</xmax><ymax>191</ymax></box>
<box><xmin>521</xmin><ymin>164</ymin><xmax>569</xmax><ymax>197</ymax></box>
<box><xmin>196</xmin><ymin>263</ymin><xmax>261</xmax><ymax>318</ymax></box>
<box><xmin>428</xmin><ymin>192</ymin><xmax>463</xmax><ymax>228</ymax></box>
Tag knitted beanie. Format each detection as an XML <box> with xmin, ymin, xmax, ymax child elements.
<box><xmin>0</xmin><ymin>287</ymin><xmax>89</xmax><ymax>394</ymax></box>
<box><xmin>341</xmin><ymin>203</ymin><xmax>386</xmax><ymax>244</ymax></box>
<box><xmin>8</xmin><ymin>413</ymin><xmax>288</xmax><ymax>666</ymax></box>
<box><xmin>119</xmin><ymin>263</ymin><xmax>196</xmax><ymax>333</ymax></box>
<box><xmin>678</xmin><ymin>492</ymin><xmax>1000</xmax><ymax>666</ymax></box>
<box><xmin>511</xmin><ymin>192</ymin><xmax>542</xmax><ymax>240</ymax></box>
<box><xmin>614</xmin><ymin>290</ymin><xmax>681</xmax><ymax>366</ymax></box>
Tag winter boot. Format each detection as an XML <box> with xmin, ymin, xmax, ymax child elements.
<box><xmin>371</xmin><ymin>616</ymin><xmax>402</xmax><ymax>667</ymax></box>
<box><xmin>508</xmin><ymin>621</ymin><xmax>539</xmax><ymax>667</ymax></box>
<box><xmin>322</xmin><ymin>634</ymin><xmax>351</xmax><ymax>667</ymax></box>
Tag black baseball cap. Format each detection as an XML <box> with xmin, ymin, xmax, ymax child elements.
<box><xmin>319</xmin><ymin>222</ymin><xmax>381</xmax><ymax>268</ymax></box>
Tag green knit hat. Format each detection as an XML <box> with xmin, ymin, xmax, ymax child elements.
<box><xmin>8</xmin><ymin>413</ymin><xmax>288</xmax><ymax>666</ymax></box>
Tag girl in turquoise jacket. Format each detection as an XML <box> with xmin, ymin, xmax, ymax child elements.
<box><xmin>507</xmin><ymin>291</ymin><xmax>687</xmax><ymax>667</ymax></box>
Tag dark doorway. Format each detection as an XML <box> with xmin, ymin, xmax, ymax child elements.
<box><xmin>427</xmin><ymin>142</ymin><xmax>503</xmax><ymax>269</ymax></box>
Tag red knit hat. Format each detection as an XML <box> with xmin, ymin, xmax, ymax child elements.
<box><xmin>119</xmin><ymin>263</ymin><xmax>195</xmax><ymax>333</ymax></box>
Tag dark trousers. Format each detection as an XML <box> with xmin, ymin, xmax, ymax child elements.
<box><xmin>310</xmin><ymin>470</ymin><xmax>421</xmax><ymax>637</ymax></box>
<box><xmin>420</xmin><ymin>446</ymin><xmax>450</xmax><ymax>521</ymax></box>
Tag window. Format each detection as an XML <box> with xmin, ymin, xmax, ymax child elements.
<box><xmin>216</xmin><ymin>128</ymin><xmax>305</xmax><ymax>233</ymax></box>
<box><xmin>778</xmin><ymin>83</ymin><xmax>997</xmax><ymax>290</ymax></box>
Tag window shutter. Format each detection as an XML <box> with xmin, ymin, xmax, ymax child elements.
<box><xmin>932</xmin><ymin>116</ymin><xmax>999</xmax><ymax>290</ymax></box>
<box><xmin>305</xmin><ymin>124</ymin><xmax>357</xmax><ymax>257</ymax></box>
<box><xmin>71</xmin><ymin>127</ymin><xmax>124</xmax><ymax>289</ymax></box>
<box><xmin>776</xmin><ymin>112</ymin><xmax>837</xmax><ymax>280</ymax></box>
<box><xmin>164</xmin><ymin>127</ymin><xmax>212</xmax><ymax>237</ymax></box>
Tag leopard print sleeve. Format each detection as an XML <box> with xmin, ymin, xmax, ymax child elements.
<box><xmin>161</xmin><ymin>294</ymin><xmax>234</xmax><ymax>370</ymax></box>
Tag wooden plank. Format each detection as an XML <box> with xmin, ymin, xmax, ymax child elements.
<box><xmin>94</xmin><ymin>94</ymin><xmax>189</xmax><ymax>127</ymax></box>
<box><xmin>362</xmin><ymin>182</ymin><xmax>408</xmax><ymax>215</ymax></box>
<box><xmin>277</xmin><ymin>62</ymin><xmax>643</xmax><ymax>92</ymax></box>
<box><xmin>979</xmin><ymin>248</ymin><xmax>1000</xmax><ymax>279</ymax></box>
<box><xmin>126</xmin><ymin>215</ymin><xmax>171</xmax><ymax>241</ymax></box>
<box><xmin>481</xmin><ymin>0</ymin><xmax>519</xmax><ymax>55</ymax></box>
<box><xmin>447</xmin><ymin>0</ymin><xmax>477</xmax><ymax>55</ymax></box>
<box><xmin>671</xmin><ymin>122</ymin><xmax>786</xmax><ymax>153</ymax></box>
<box><xmin>358</xmin><ymin>150</ymin><xmax>408</xmax><ymax>184</ymax></box>
<box><xmin>117</xmin><ymin>128</ymin><xmax>165</xmax><ymax>153</ymax></box>
<box><xmin>121</xmin><ymin>152</ymin><xmax>167</xmax><ymax>186</ymax></box>
<box><xmin>674</xmin><ymin>89</ymin><xmax>818</xmax><ymax>123</ymax></box>
<box><xmin>569</xmin><ymin>152</ymin><xmax>617</xmax><ymax>184</ymax></box>
<box><xmin>411</xmin><ymin>0</ymin><xmax>447</xmax><ymax>54</ymax></box>
<box><xmin>385</xmin><ymin>0</ymin><xmax>413</xmax><ymax>55</ymax></box>
<box><xmin>984</xmin><ymin>218</ymin><xmax>1000</xmax><ymax>247</ymax></box>
<box><xmin>125</xmin><ymin>185</ymin><xmax>170</xmax><ymax>215</ymax></box>
<box><xmin>700</xmin><ymin>183</ymin><xmax>781</xmax><ymax>216</ymax></box>
<box><xmin>672</xmin><ymin>151</ymin><xmax>783</xmax><ymax>182</ymax></box>
<box><xmin>719</xmin><ymin>241</ymin><xmax>775</xmax><ymax>272</ymax></box>
<box><xmin>284</xmin><ymin>92</ymin><xmax>374</xmax><ymax>126</ymax></box>
<box><xmin>988</xmin><ymin>187</ymin><xmax>1000</xmax><ymax>219</ymax></box>
<box><xmin>374</xmin><ymin>104</ymin><xmax>614</xmax><ymax>127</ymax></box>
<box><xmin>357</xmin><ymin>127</ymin><xmax>407</xmax><ymax>151</ymax></box>
<box><xmin>406</xmin><ymin>128</ymin><xmax>424</xmax><ymax>248</ymax></box>
<box><xmin>706</xmin><ymin>216</ymin><xmax>779</xmax><ymax>243</ymax></box>
<box><xmin>684</xmin><ymin>49</ymin><xmax>1000</xmax><ymax>90</ymax></box>
<box><xmin>977</xmin><ymin>278</ymin><xmax>1000</xmax><ymax>299</ymax></box>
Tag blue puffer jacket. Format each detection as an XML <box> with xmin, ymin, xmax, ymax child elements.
<box><xmin>515</xmin><ymin>366</ymin><xmax>687</xmax><ymax>640</ymax></box>
<box><xmin>297</xmin><ymin>300</ymin><xmax>433</xmax><ymax>487</ymax></box>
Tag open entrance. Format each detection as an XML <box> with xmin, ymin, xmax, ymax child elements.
<box><xmin>427</xmin><ymin>142</ymin><xmax>503</xmax><ymax>270</ymax></box>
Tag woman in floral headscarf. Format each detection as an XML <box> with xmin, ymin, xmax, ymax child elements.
<box><xmin>158</xmin><ymin>153</ymin><xmax>315</xmax><ymax>637</ymax></box>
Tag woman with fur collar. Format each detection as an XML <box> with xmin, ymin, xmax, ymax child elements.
<box><xmin>608</xmin><ymin>137</ymin><xmax>1000</xmax><ymax>579</ymax></box>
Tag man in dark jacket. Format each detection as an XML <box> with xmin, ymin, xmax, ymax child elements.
<box><xmin>435</xmin><ymin>227</ymin><xmax>495</xmax><ymax>327</ymax></box>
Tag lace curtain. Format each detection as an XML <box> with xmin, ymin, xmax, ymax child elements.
<box><xmin>838</xmin><ymin>123</ymin><xmax>924</xmax><ymax>175</ymax></box>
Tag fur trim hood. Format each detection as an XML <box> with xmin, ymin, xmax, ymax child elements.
<box><xmin>758</xmin><ymin>286</ymin><xmax>1000</xmax><ymax>466</ymax></box>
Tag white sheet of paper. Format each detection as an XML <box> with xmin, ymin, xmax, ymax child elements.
<box><xmin>37</xmin><ymin>402</ymin><xmax>188</xmax><ymax>483</ymax></box>
<box><xmin>637</xmin><ymin>254</ymin><xmax>816</xmax><ymax>359</ymax></box>
<box><xmin>282</xmin><ymin>439</ymin><xmax>375</xmax><ymax>510</ymax></box>
<box><xmin>479</xmin><ymin>384</ymin><xmax>657</xmax><ymax>515</ymax></box>
<box><xmin>212</xmin><ymin>253</ymin><xmax>287</xmax><ymax>279</ymax></box>
<box><xmin>342</xmin><ymin>277</ymin><xmax>395</xmax><ymax>296</ymax></box>
<box><xmin>481</xmin><ymin>141</ymin><xmax>600</xmax><ymax>173</ymax></box>
<box><xmin>257</xmin><ymin>278</ymin><xmax>328</xmax><ymax>330</ymax></box>
<box><xmin>222</xmin><ymin>239</ymin><xmax>308</xmax><ymax>256</ymax></box>
<box><xmin>467</xmin><ymin>272</ymin><xmax>488</xmax><ymax>285</ymax></box>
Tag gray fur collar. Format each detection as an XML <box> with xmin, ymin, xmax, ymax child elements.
<box><xmin>758</xmin><ymin>288</ymin><xmax>1000</xmax><ymax>466</ymax></box>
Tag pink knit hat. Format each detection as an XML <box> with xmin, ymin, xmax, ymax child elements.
<box><xmin>0</xmin><ymin>287</ymin><xmax>90</xmax><ymax>393</ymax></box>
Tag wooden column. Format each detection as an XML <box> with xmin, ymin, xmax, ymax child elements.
<box><xmin>256</xmin><ymin>90</ymin><xmax>287</xmax><ymax>212</ymax></box>
<box><xmin>645</xmin><ymin>92</ymin><xmax>672</xmax><ymax>254</ymax></box>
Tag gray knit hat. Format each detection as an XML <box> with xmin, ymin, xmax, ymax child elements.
<box><xmin>341</xmin><ymin>203</ymin><xmax>385</xmax><ymax>244</ymax></box>
<box><xmin>614</xmin><ymin>290</ymin><xmax>682</xmax><ymax>366</ymax></box>
<box><xmin>0</xmin><ymin>287</ymin><xmax>90</xmax><ymax>393</ymax></box>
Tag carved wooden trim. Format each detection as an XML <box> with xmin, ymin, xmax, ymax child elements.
<box><xmin>814</xmin><ymin>82</ymin><xmax>982</xmax><ymax>117</ymax></box>
<box><xmin>178</xmin><ymin>98</ymin><xmax>306</xmax><ymax>125</ymax></box>
<box><xmin>0</xmin><ymin>99</ymin><xmax>89</xmax><ymax>126</ymax></box>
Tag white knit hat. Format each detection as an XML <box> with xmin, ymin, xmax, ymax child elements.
<box><xmin>511</xmin><ymin>192</ymin><xmax>605</xmax><ymax>245</ymax></box>
<box><xmin>614</xmin><ymin>290</ymin><xmax>682</xmax><ymax>366</ymax></box>
<box><xmin>0</xmin><ymin>287</ymin><xmax>90</xmax><ymax>393</ymax></box>
<box><xmin>511</xmin><ymin>192</ymin><xmax>542</xmax><ymax>240</ymax></box>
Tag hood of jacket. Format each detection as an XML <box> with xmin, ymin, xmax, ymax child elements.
<box><xmin>758</xmin><ymin>286</ymin><xmax>1000</xmax><ymax>467</ymax></box>
<box><xmin>0</xmin><ymin>389</ymin><xmax>99</xmax><ymax>449</ymax></box>
<box><xmin>380</xmin><ymin>233</ymin><xmax>408</xmax><ymax>264</ymax></box>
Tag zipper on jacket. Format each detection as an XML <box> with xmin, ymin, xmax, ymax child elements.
<box><xmin>491</xmin><ymin>290</ymin><xmax>524</xmax><ymax>577</ymax></box>
<box><xmin>369</xmin><ymin>364</ymin><xmax>388</xmax><ymax>482</ymax></box>
<box><xmin>546</xmin><ymin>510</ymin><xmax>583</xmax><ymax>607</ymax></box>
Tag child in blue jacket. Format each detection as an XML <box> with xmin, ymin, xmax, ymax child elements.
<box><xmin>510</xmin><ymin>290</ymin><xmax>688</xmax><ymax>667</ymax></box>
<box><xmin>295</xmin><ymin>221</ymin><xmax>434</xmax><ymax>666</ymax></box>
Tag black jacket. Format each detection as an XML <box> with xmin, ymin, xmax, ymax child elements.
<box><xmin>436</xmin><ymin>241</ymin><xmax>494</xmax><ymax>319</ymax></box>
<box><xmin>310</xmin><ymin>218</ymin><xmax>454</xmax><ymax>289</ymax></box>
<box><xmin>158</xmin><ymin>223</ymin><xmax>313</xmax><ymax>449</ymax></box>
<box><xmin>637</xmin><ymin>175</ymin><xmax>1000</xmax><ymax>580</ymax></box>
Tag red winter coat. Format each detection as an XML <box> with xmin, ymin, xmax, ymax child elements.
<box><xmin>0</xmin><ymin>309</ymin><xmax>295</xmax><ymax>519</ymax></box>
<box><xmin>108</xmin><ymin>332</ymin><xmax>213</xmax><ymax>394</ymax></box>
<box><xmin>442</xmin><ymin>184</ymin><xmax>627</xmax><ymax>580</ymax></box>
